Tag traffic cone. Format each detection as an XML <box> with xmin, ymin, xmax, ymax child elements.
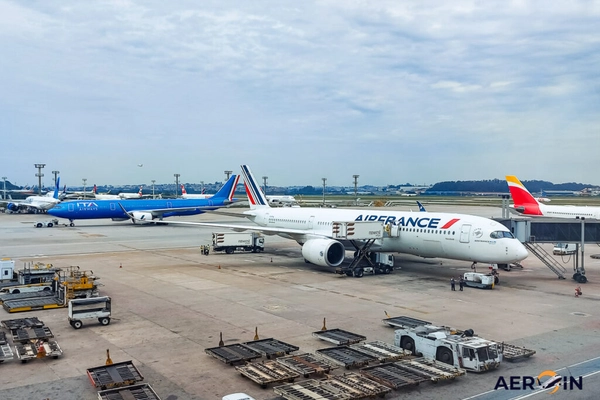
<box><xmin>219</xmin><ymin>332</ymin><xmax>224</xmax><ymax>347</ymax></box>
<box><xmin>218</xmin><ymin>265</ymin><xmax>221</xmax><ymax>269</ymax></box>
<box><xmin>254</xmin><ymin>327</ymin><xmax>259</xmax><ymax>341</ymax></box>
<box><xmin>321</xmin><ymin>317</ymin><xmax>327</xmax><ymax>331</ymax></box>
<box><xmin>106</xmin><ymin>349</ymin><xmax>113</xmax><ymax>365</ymax></box>
<box><xmin>270</xmin><ymin>258</ymin><xmax>273</xmax><ymax>263</ymax></box>
<box><xmin>119</xmin><ymin>263</ymin><xmax>122</xmax><ymax>268</ymax></box>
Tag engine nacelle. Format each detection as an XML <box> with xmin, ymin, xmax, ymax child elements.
<box><xmin>7</xmin><ymin>203</ymin><xmax>19</xmax><ymax>211</ymax></box>
<box><xmin>131</xmin><ymin>211</ymin><xmax>154</xmax><ymax>224</ymax></box>
<box><xmin>301</xmin><ymin>239</ymin><xmax>345</xmax><ymax>267</ymax></box>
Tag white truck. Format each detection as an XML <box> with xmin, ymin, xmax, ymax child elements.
<box><xmin>463</xmin><ymin>272</ymin><xmax>495</xmax><ymax>289</ymax></box>
<box><xmin>212</xmin><ymin>232</ymin><xmax>264</xmax><ymax>254</ymax></box>
<box><xmin>553</xmin><ymin>243</ymin><xmax>577</xmax><ymax>256</ymax></box>
<box><xmin>68</xmin><ymin>296</ymin><xmax>112</xmax><ymax>329</ymax></box>
<box><xmin>395</xmin><ymin>324</ymin><xmax>502</xmax><ymax>372</ymax></box>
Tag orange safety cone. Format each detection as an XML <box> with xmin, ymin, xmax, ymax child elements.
<box><xmin>36</xmin><ymin>341</ymin><xmax>46</xmax><ymax>358</ymax></box>
<box><xmin>219</xmin><ymin>332</ymin><xmax>224</xmax><ymax>347</ymax></box>
<box><xmin>321</xmin><ymin>317</ymin><xmax>327</xmax><ymax>331</ymax></box>
<box><xmin>119</xmin><ymin>263</ymin><xmax>122</xmax><ymax>268</ymax></box>
<box><xmin>106</xmin><ymin>349</ymin><xmax>113</xmax><ymax>365</ymax></box>
<box><xmin>218</xmin><ymin>265</ymin><xmax>221</xmax><ymax>269</ymax></box>
<box><xmin>254</xmin><ymin>327</ymin><xmax>259</xmax><ymax>341</ymax></box>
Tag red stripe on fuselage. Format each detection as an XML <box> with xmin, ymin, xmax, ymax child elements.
<box><xmin>440</xmin><ymin>218</ymin><xmax>460</xmax><ymax>229</ymax></box>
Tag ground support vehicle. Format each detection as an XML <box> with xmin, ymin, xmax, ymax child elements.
<box><xmin>497</xmin><ymin>342</ymin><xmax>536</xmax><ymax>361</ymax></box>
<box><xmin>33</xmin><ymin>218</ymin><xmax>60</xmax><ymax>228</ymax></box>
<box><xmin>236</xmin><ymin>360</ymin><xmax>300</xmax><ymax>388</ymax></box>
<box><xmin>349</xmin><ymin>341</ymin><xmax>412</xmax><ymax>362</ymax></box>
<box><xmin>0</xmin><ymin>282</ymin><xmax>53</xmax><ymax>295</ymax></box>
<box><xmin>316</xmin><ymin>346</ymin><xmax>376</xmax><ymax>369</ymax></box>
<box><xmin>3</xmin><ymin>296</ymin><xmax>65</xmax><ymax>313</ymax></box>
<box><xmin>86</xmin><ymin>360</ymin><xmax>144</xmax><ymax>390</ymax></box>
<box><xmin>212</xmin><ymin>232</ymin><xmax>264</xmax><ymax>254</ymax></box>
<box><xmin>0</xmin><ymin>290</ymin><xmax>56</xmax><ymax>305</ymax></box>
<box><xmin>273</xmin><ymin>379</ymin><xmax>345</xmax><ymax>400</ymax></box>
<box><xmin>382</xmin><ymin>315</ymin><xmax>431</xmax><ymax>329</ymax></box>
<box><xmin>331</xmin><ymin>221</ymin><xmax>397</xmax><ymax>278</ymax></box>
<box><xmin>312</xmin><ymin>329</ymin><xmax>367</xmax><ymax>345</ymax></box>
<box><xmin>0</xmin><ymin>332</ymin><xmax>14</xmax><ymax>363</ymax></box>
<box><xmin>394</xmin><ymin>324</ymin><xmax>502</xmax><ymax>372</ymax></box>
<box><xmin>273</xmin><ymin>372</ymin><xmax>391</xmax><ymax>400</ymax></box>
<box><xmin>0</xmin><ymin>260</ymin><xmax>60</xmax><ymax>290</ymax></box>
<box><xmin>68</xmin><ymin>296</ymin><xmax>111</xmax><ymax>329</ymax></box>
<box><xmin>394</xmin><ymin>358</ymin><xmax>466</xmax><ymax>381</ymax></box>
<box><xmin>205</xmin><ymin>343</ymin><xmax>262</xmax><ymax>365</ymax></box>
<box><xmin>275</xmin><ymin>353</ymin><xmax>338</xmax><ymax>378</ymax></box>
<box><xmin>14</xmin><ymin>339</ymin><xmax>62</xmax><ymax>362</ymax></box>
<box><xmin>97</xmin><ymin>383</ymin><xmax>161</xmax><ymax>400</ymax></box>
<box><xmin>241</xmin><ymin>338</ymin><xmax>299</xmax><ymax>359</ymax></box>
<box><xmin>463</xmin><ymin>272</ymin><xmax>496</xmax><ymax>289</ymax></box>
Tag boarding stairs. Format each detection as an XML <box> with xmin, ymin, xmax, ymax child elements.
<box><xmin>524</xmin><ymin>243</ymin><xmax>567</xmax><ymax>279</ymax></box>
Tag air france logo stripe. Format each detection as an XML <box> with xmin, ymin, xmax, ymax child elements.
<box><xmin>241</xmin><ymin>165</ymin><xmax>267</xmax><ymax>205</ymax></box>
<box><xmin>228</xmin><ymin>175</ymin><xmax>240</xmax><ymax>201</ymax></box>
<box><xmin>440</xmin><ymin>218</ymin><xmax>460</xmax><ymax>229</ymax></box>
<box><xmin>244</xmin><ymin>183</ymin><xmax>256</xmax><ymax>205</ymax></box>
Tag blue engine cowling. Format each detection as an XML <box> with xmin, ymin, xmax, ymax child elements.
<box><xmin>7</xmin><ymin>203</ymin><xmax>20</xmax><ymax>211</ymax></box>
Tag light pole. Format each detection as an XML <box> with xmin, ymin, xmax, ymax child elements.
<box><xmin>2</xmin><ymin>176</ymin><xmax>6</xmax><ymax>200</ymax></box>
<box><xmin>52</xmin><ymin>170</ymin><xmax>60</xmax><ymax>188</ymax></box>
<box><xmin>151</xmin><ymin>180</ymin><xmax>156</xmax><ymax>199</ymax></box>
<box><xmin>224</xmin><ymin>170</ymin><xmax>232</xmax><ymax>180</ymax></box>
<box><xmin>82</xmin><ymin>178</ymin><xmax>87</xmax><ymax>199</ymax></box>
<box><xmin>353</xmin><ymin>175</ymin><xmax>359</xmax><ymax>205</ymax></box>
<box><xmin>322</xmin><ymin>178</ymin><xmax>327</xmax><ymax>206</ymax></box>
<box><xmin>34</xmin><ymin>163</ymin><xmax>46</xmax><ymax>195</ymax></box>
<box><xmin>200</xmin><ymin>181</ymin><xmax>204</xmax><ymax>194</ymax></box>
<box><xmin>174</xmin><ymin>174</ymin><xmax>180</xmax><ymax>198</ymax></box>
<box><xmin>262</xmin><ymin>176</ymin><xmax>268</xmax><ymax>194</ymax></box>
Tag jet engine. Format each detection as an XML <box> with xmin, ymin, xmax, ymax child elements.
<box><xmin>130</xmin><ymin>211</ymin><xmax>154</xmax><ymax>224</ymax></box>
<box><xmin>6</xmin><ymin>203</ymin><xmax>19</xmax><ymax>211</ymax></box>
<box><xmin>301</xmin><ymin>239</ymin><xmax>345</xmax><ymax>267</ymax></box>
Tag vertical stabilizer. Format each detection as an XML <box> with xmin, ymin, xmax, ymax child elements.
<box><xmin>506</xmin><ymin>175</ymin><xmax>543</xmax><ymax>215</ymax></box>
<box><xmin>52</xmin><ymin>178</ymin><xmax>60</xmax><ymax>199</ymax></box>
<box><xmin>241</xmin><ymin>165</ymin><xmax>270</xmax><ymax>209</ymax></box>
<box><xmin>213</xmin><ymin>174</ymin><xmax>239</xmax><ymax>202</ymax></box>
<box><xmin>181</xmin><ymin>184</ymin><xmax>187</xmax><ymax>195</ymax></box>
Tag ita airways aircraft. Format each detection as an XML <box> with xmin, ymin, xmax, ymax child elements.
<box><xmin>1</xmin><ymin>178</ymin><xmax>62</xmax><ymax>212</ymax></box>
<box><xmin>47</xmin><ymin>175</ymin><xmax>239</xmax><ymax>226</ymax></box>
<box><xmin>506</xmin><ymin>175</ymin><xmax>600</xmax><ymax>219</ymax></box>
<box><xmin>156</xmin><ymin>165</ymin><xmax>528</xmax><ymax>271</ymax></box>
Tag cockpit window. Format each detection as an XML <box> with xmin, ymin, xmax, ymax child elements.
<box><xmin>490</xmin><ymin>231</ymin><xmax>514</xmax><ymax>239</ymax></box>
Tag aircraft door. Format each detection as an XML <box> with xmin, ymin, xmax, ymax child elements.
<box><xmin>308</xmin><ymin>216</ymin><xmax>315</xmax><ymax>230</ymax></box>
<box><xmin>68</xmin><ymin>203</ymin><xmax>74</xmax><ymax>212</ymax></box>
<box><xmin>460</xmin><ymin>224</ymin><xmax>471</xmax><ymax>243</ymax></box>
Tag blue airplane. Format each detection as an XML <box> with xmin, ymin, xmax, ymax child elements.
<box><xmin>47</xmin><ymin>175</ymin><xmax>239</xmax><ymax>226</ymax></box>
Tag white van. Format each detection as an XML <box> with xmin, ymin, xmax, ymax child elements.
<box><xmin>553</xmin><ymin>243</ymin><xmax>577</xmax><ymax>256</ymax></box>
<box><xmin>222</xmin><ymin>394</ymin><xmax>256</xmax><ymax>400</ymax></box>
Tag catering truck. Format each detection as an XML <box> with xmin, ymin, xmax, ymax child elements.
<box><xmin>212</xmin><ymin>232</ymin><xmax>264</xmax><ymax>254</ymax></box>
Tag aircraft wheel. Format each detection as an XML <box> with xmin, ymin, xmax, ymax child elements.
<box><xmin>47</xmin><ymin>222</ymin><xmax>53</xmax><ymax>227</ymax></box>
<box><xmin>36</xmin><ymin>223</ymin><xmax>43</xmax><ymax>228</ymax></box>
<box><xmin>436</xmin><ymin>347</ymin><xmax>454</xmax><ymax>365</ymax></box>
<box><xmin>72</xmin><ymin>320</ymin><xmax>83</xmax><ymax>329</ymax></box>
<box><xmin>354</xmin><ymin>268</ymin><xmax>364</xmax><ymax>278</ymax></box>
<box><xmin>573</xmin><ymin>272</ymin><xmax>581</xmax><ymax>281</ymax></box>
<box><xmin>69</xmin><ymin>223</ymin><xmax>74</xmax><ymax>227</ymax></box>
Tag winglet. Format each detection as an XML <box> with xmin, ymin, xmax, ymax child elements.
<box><xmin>241</xmin><ymin>165</ymin><xmax>269</xmax><ymax>209</ymax></box>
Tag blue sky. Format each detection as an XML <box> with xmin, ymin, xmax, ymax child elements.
<box><xmin>1</xmin><ymin>1</ymin><xmax>599</xmax><ymax>187</ymax></box>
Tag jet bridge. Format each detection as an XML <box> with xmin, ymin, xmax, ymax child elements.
<box><xmin>497</xmin><ymin>217</ymin><xmax>600</xmax><ymax>283</ymax></box>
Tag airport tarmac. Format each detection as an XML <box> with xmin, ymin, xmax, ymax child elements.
<box><xmin>1</xmin><ymin>206</ymin><xmax>600</xmax><ymax>400</ymax></box>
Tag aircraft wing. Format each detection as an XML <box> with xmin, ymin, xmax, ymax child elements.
<box><xmin>156</xmin><ymin>219</ymin><xmax>330</xmax><ymax>241</ymax></box>
<box><xmin>0</xmin><ymin>200</ymin><xmax>43</xmax><ymax>210</ymax></box>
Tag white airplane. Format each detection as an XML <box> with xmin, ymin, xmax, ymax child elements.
<box><xmin>506</xmin><ymin>176</ymin><xmax>600</xmax><ymax>219</ymax></box>
<box><xmin>153</xmin><ymin>165</ymin><xmax>528</xmax><ymax>272</ymax></box>
<box><xmin>1</xmin><ymin>178</ymin><xmax>62</xmax><ymax>212</ymax></box>
<box><xmin>181</xmin><ymin>184</ymin><xmax>212</xmax><ymax>199</ymax></box>
<box><xmin>93</xmin><ymin>185</ymin><xmax>145</xmax><ymax>200</ymax></box>
<box><xmin>266</xmin><ymin>195</ymin><xmax>297</xmax><ymax>206</ymax></box>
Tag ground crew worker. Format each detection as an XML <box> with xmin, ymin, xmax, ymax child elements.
<box><xmin>459</xmin><ymin>276</ymin><xmax>465</xmax><ymax>291</ymax></box>
<box><xmin>575</xmin><ymin>286</ymin><xmax>582</xmax><ymax>297</ymax></box>
<box><xmin>450</xmin><ymin>277</ymin><xmax>456</xmax><ymax>291</ymax></box>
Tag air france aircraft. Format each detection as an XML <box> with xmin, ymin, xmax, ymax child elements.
<box><xmin>156</xmin><ymin>166</ymin><xmax>528</xmax><ymax>272</ymax></box>
<box><xmin>47</xmin><ymin>175</ymin><xmax>239</xmax><ymax>226</ymax></box>
<box><xmin>506</xmin><ymin>175</ymin><xmax>600</xmax><ymax>219</ymax></box>
<box><xmin>1</xmin><ymin>178</ymin><xmax>62</xmax><ymax>212</ymax></box>
<box><xmin>181</xmin><ymin>184</ymin><xmax>212</xmax><ymax>199</ymax></box>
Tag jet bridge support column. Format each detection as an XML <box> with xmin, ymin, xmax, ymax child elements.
<box><xmin>573</xmin><ymin>217</ymin><xmax>587</xmax><ymax>283</ymax></box>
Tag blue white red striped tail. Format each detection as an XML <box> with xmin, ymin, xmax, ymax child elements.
<box><xmin>213</xmin><ymin>174</ymin><xmax>240</xmax><ymax>202</ymax></box>
<box><xmin>241</xmin><ymin>165</ymin><xmax>269</xmax><ymax>209</ymax></box>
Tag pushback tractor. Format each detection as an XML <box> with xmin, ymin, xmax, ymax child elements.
<box><xmin>68</xmin><ymin>296</ymin><xmax>111</xmax><ymax>329</ymax></box>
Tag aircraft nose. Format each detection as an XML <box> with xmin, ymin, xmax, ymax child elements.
<box><xmin>514</xmin><ymin>241</ymin><xmax>529</xmax><ymax>261</ymax></box>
